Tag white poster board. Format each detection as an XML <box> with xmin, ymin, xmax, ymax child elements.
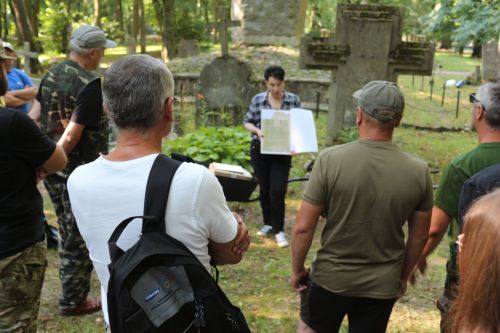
<box><xmin>261</xmin><ymin>108</ymin><xmax>318</xmax><ymax>155</ymax></box>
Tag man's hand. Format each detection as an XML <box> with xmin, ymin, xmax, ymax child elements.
<box><xmin>396</xmin><ymin>279</ymin><xmax>407</xmax><ymax>299</ymax></box>
<box><xmin>232</xmin><ymin>212</ymin><xmax>250</xmax><ymax>255</ymax></box>
<box><xmin>409</xmin><ymin>257</ymin><xmax>427</xmax><ymax>285</ymax></box>
<box><xmin>36</xmin><ymin>167</ymin><xmax>48</xmax><ymax>182</ymax></box>
<box><xmin>290</xmin><ymin>267</ymin><xmax>310</xmax><ymax>292</ymax></box>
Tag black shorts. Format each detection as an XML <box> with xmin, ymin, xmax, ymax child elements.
<box><xmin>300</xmin><ymin>280</ymin><xmax>396</xmax><ymax>333</ymax></box>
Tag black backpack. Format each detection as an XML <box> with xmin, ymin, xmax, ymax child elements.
<box><xmin>107</xmin><ymin>154</ymin><xmax>251</xmax><ymax>333</ymax></box>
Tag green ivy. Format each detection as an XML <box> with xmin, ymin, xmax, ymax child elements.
<box><xmin>162</xmin><ymin>127</ymin><xmax>252</xmax><ymax>170</ymax></box>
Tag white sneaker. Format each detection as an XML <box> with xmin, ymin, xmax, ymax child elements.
<box><xmin>257</xmin><ymin>225</ymin><xmax>273</xmax><ymax>237</ymax></box>
<box><xmin>275</xmin><ymin>231</ymin><xmax>289</xmax><ymax>248</ymax></box>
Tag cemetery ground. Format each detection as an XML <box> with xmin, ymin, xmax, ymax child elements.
<box><xmin>37</xmin><ymin>45</ymin><xmax>479</xmax><ymax>332</ymax></box>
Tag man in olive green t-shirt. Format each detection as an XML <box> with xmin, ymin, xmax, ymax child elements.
<box><xmin>412</xmin><ymin>80</ymin><xmax>500</xmax><ymax>332</ymax></box>
<box><xmin>291</xmin><ymin>81</ymin><xmax>433</xmax><ymax>333</ymax></box>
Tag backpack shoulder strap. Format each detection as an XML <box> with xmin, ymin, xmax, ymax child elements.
<box><xmin>142</xmin><ymin>154</ymin><xmax>182</xmax><ymax>234</ymax></box>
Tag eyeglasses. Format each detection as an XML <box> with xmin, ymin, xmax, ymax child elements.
<box><xmin>469</xmin><ymin>93</ymin><xmax>480</xmax><ymax>104</ymax></box>
<box><xmin>455</xmin><ymin>233</ymin><xmax>464</xmax><ymax>253</ymax></box>
<box><xmin>171</xmin><ymin>96</ymin><xmax>179</xmax><ymax>106</ymax></box>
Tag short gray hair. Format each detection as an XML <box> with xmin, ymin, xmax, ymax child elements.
<box><xmin>477</xmin><ymin>80</ymin><xmax>500</xmax><ymax>130</ymax></box>
<box><xmin>103</xmin><ymin>54</ymin><xmax>174</xmax><ymax>130</ymax></box>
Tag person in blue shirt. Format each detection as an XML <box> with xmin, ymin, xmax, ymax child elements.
<box><xmin>3</xmin><ymin>42</ymin><xmax>36</xmax><ymax>113</ymax></box>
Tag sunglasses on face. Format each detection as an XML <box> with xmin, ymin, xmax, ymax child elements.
<box><xmin>469</xmin><ymin>93</ymin><xmax>480</xmax><ymax>104</ymax></box>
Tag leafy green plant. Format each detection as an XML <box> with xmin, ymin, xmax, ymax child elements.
<box><xmin>163</xmin><ymin>126</ymin><xmax>252</xmax><ymax>170</ymax></box>
<box><xmin>336</xmin><ymin>126</ymin><xmax>359</xmax><ymax>144</ymax></box>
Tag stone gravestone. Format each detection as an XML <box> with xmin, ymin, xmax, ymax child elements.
<box><xmin>197</xmin><ymin>6</ymin><xmax>255</xmax><ymax>127</ymax></box>
<box><xmin>177</xmin><ymin>39</ymin><xmax>200</xmax><ymax>58</ymax></box>
<box><xmin>482</xmin><ymin>42</ymin><xmax>500</xmax><ymax>81</ymax></box>
<box><xmin>300</xmin><ymin>4</ymin><xmax>435</xmax><ymax>145</ymax></box>
<box><xmin>231</xmin><ymin>0</ymin><xmax>307</xmax><ymax>46</ymax></box>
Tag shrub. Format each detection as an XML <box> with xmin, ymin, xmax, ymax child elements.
<box><xmin>163</xmin><ymin>126</ymin><xmax>252</xmax><ymax>170</ymax></box>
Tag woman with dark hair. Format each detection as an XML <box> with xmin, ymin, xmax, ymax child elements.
<box><xmin>447</xmin><ymin>188</ymin><xmax>500</xmax><ymax>333</ymax></box>
<box><xmin>243</xmin><ymin>66</ymin><xmax>301</xmax><ymax>247</ymax></box>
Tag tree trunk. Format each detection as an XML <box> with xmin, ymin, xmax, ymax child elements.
<box><xmin>115</xmin><ymin>0</ymin><xmax>125</xmax><ymax>41</ymax></box>
<box><xmin>0</xmin><ymin>0</ymin><xmax>5</xmax><ymax>39</ymax></box>
<box><xmin>9</xmin><ymin>0</ymin><xmax>42</xmax><ymax>72</ymax></box>
<box><xmin>129</xmin><ymin>0</ymin><xmax>139</xmax><ymax>54</ymax></box>
<box><xmin>161</xmin><ymin>0</ymin><xmax>175</xmax><ymax>61</ymax></box>
<box><xmin>471</xmin><ymin>40</ymin><xmax>482</xmax><ymax>58</ymax></box>
<box><xmin>139</xmin><ymin>0</ymin><xmax>146</xmax><ymax>53</ymax></box>
<box><xmin>94</xmin><ymin>0</ymin><xmax>101</xmax><ymax>27</ymax></box>
<box><xmin>152</xmin><ymin>0</ymin><xmax>163</xmax><ymax>34</ymax></box>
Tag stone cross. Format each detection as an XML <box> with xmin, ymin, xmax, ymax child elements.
<box><xmin>21</xmin><ymin>42</ymin><xmax>39</xmax><ymax>74</ymax></box>
<box><xmin>300</xmin><ymin>4</ymin><xmax>435</xmax><ymax>145</ymax></box>
<box><xmin>208</xmin><ymin>5</ymin><xmax>240</xmax><ymax>57</ymax></box>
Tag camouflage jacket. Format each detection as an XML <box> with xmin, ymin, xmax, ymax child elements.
<box><xmin>37</xmin><ymin>59</ymin><xmax>94</xmax><ymax>139</ymax></box>
<box><xmin>37</xmin><ymin>60</ymin><xmax>107</xmax><ymax>173</ymax></box>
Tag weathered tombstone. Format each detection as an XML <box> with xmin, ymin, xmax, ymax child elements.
<box><xmin>481</xmin><ymin>41</ymin><xmax>500</xmax><ymax>81</ymax></box>
<box><xmin>231</xmin><ymin>0</ymin><xmax>307</xmax><ymax>46</ymax></box>
<box><xmin>177</xmin><ymin>39</ymin><xmax>200</xmax><ymax>58</ymax></box>
<box><xmin>300</xmin><ymin>4</ymin><xmax>435</xmax><ymax>144</ymax></box>
<box><xmin>198</xmin><ymin>56</ymin><xmax>255</xmax><ymax>126</ymax></box>
<box><xmin>198</xmin><ymin>5</ymin><xmax>255</xmax><ymax>127</ymax></box>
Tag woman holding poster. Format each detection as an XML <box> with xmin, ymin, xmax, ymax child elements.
<box><xmin>243</xmin><ymin>66</ymin><xmax>301</xmax><ymax>248</ymax></box>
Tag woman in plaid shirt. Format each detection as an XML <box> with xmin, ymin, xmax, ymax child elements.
<box><xmin>243</xmin><ymin>66</ymin><xmax>301</xmax><ymax>248</ymax></box>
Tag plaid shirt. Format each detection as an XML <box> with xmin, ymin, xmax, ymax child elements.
<box><xmin>243</xmin><ymin>91</ymin><xmax>301</xmax><ymax>140</ymax></box>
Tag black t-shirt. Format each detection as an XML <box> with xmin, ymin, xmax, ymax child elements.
<box><xmin>68</xmin><ymin>78</ymin><xmax>108</xmax><ymax>172</ymax></box>
<box><xmin>457</xmin><ymin>163</ymin><xmax>500</xmax><ymax>231</ymax></box>
<box><xmin>0</xmin><ymin>108</ymin><xmax>56</xmax><ymax>258</ymax></box>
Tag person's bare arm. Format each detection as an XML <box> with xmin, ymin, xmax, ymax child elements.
<box><xmin>3</xmin><ymin>93</ymin><xmax>26</xmax><ymax>107</ymax></box>
<box><xmin>9</xmin><ymin>86</ymin><xmax>37</xmax><ymax>100</ymax></box>
<box><xmin>208</xmin><ymin>218</ymin><xmax>250</xmax><ymax>265</ymax></box>
<box><xmin>40</xmin><ymin>144</ymin><xmax>67</xmax><ymax>175</ymax></box>
<box><xmin>243</xmin><ymin>122</ymin><xmax>263</xmax><ymax>140</ymax></box>
<box><xmin>399</xmin><ymin>209</ymin><xmax>431</xmax><ymax>297</ymax></box>
<box><xmin>410</xmin><ymin>206</ymin><xmax>451</xmax><ymax>280</ymax></box>
<box><xmin>29</xmin><ymin>99</ymin><xmax>41</xmax><ymax>124</ymax></box>
<box><xmin>291</xmin><ymin>200</ymin><xmax>322</xmax><ymax>292</ymax></box>
<box><xmin>58</xmin><ymin>121</ymin><xmax>85</xmax><ymax>155</ymax></box>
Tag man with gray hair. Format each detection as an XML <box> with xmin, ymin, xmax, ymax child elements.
<box><xmin>412</xmin><ymin>79</ymin><xmax>500</xmax><ymax>332</ymax></box>
<box><xmin>67</xmin><ymin>54</ymin><xmax>250</xmax><ymax>328</ymax></box>
<box><xmin>30</xmin><ymin>24</ymin><xmax>116</xmax><ymax>316</ymax></box>
<box><xmin>291</xmin><ymin>81</ymin><xmax>432</xmax><ymax>333</ymax></box>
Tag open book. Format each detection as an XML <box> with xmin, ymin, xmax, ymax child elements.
<box><xmin>260</xmin><ymin>108</ymin><xmax>318</xmax><ymax>155</ymax></box>
<box><xmin>208</xmin><ymin>162</ymin><xmax>253</xmax><ymax>180</ymax></box>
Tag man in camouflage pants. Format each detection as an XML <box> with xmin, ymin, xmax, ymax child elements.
<box><xmin>30</xmin><ymin>25</ymin><xmax>116</xmax><ymax>316</ymax></box>
<box><xmin>0</xmin><ymin>38</ymin><xmax>67</xmax><ymax>332</ymax></box>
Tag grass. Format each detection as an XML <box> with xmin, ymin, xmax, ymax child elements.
<box><xmin>35</xmin><ymin>45</ymin><xmax>480</xmax><ymax>332</ymax></box>
<box><xmin>434</xmin><ymin>51</ymin><xmax>481</xmax><ymax>73</ymax></box>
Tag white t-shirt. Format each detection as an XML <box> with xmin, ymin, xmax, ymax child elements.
<box><xmin>67</xmin><ymin>153</ymin><xmax>237</xmax><ymax>323</ymax></box>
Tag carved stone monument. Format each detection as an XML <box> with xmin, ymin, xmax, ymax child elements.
<box><xmin>197</xmin><ymin>6</ymin><xmax>255</xmax><ymax>126</ymax></box>
<box><xmin>231</xmin><ymin>0</ymin><xmax>307</xmax><ymax>46</ymax></box>
<box><xmin>300</xmin><ymin>4</ymin><xmax>435</xmax><ymax>144</ymax></box>
<box><xmin>482</xmin><ymin>42</ymin><xmax>500</xmax><ymax>81</ymax></box>
<box><xmin>177</xmin><ymin>39</ymin><xmax>200</xmax><ymax>58</ymax></box>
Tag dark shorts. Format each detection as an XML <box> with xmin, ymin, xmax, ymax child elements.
<box><xmin>300</xmin><ymin>280</ymin><xmax>396</xmax><ymax>333</ymax></box>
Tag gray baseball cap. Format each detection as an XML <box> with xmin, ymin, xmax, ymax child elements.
<box><xmin>69</xmin><ymin>25</ymin><xmax>117</xmax><ymax>51</ymax></box>
<box><xmin>353</xmin><ymin>80</ymin><xmax>405</xmax><ymax>122</ymax></box>
<box><xmin>0</xmin><ymin>39</ymin><xmax>16</xmax><ymax>60</ymax></box>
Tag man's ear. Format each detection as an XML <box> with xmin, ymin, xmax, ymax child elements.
<box><xmin>103</xmin><ymin>103</ymin><xmax>112</xmax><ymax>119</ymax></box>
<box><xmin>393</xmin><ymin>115</ymin><xmax>402</xmax><ymax>128</ymax></box>
<box><xmin>476</xmin><ymin>105</ymin><xmax>486</xmax><ymax>120</ymax></box>
<box><xmin>165</xmin><ymin>97</ymin><xmax>173</xmax><ymax>122</ymax></box>
<box><xmin>356</xmin><ymin>107</ymin><xmax>363</xmax><ymax>126</ymax></box>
